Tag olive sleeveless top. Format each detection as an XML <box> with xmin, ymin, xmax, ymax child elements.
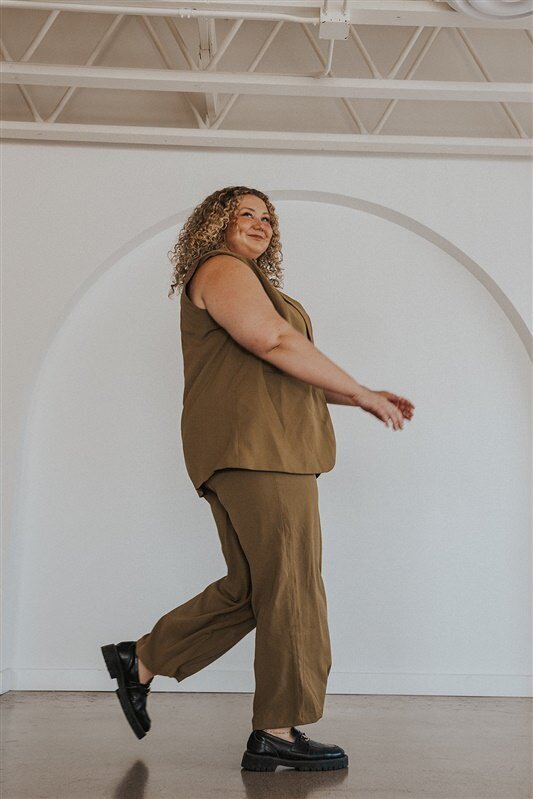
<box><xmin>180</xmin><ymin>247</ymin><xmax>336</xmax><ymax>497</ymax></box>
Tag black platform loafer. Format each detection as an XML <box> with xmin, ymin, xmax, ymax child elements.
<box><xmin>101</xmin><ymin>641</ymin><xmax>153</xmax><ymax>740</ymax></box>
<box><xmin>241</xmin><ymin>727</ymin><xmax>348</xmax><ymax>771</ymax></box>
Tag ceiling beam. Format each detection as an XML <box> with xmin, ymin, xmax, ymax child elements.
<box><xmin>1</xmin><ymin>121</ymin><xmax>531</xmax><ymax>156</ymax></box>
<box><xmin>1</xmin><ymin>0</ymin><xmax>532</xmax><ymax>29</ymax></box>
<box><xmin>2</xmin><ymin>63</ymin><xmax>531</xmax><ymax>103</ymax></box>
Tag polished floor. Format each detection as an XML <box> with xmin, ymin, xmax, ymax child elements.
<box><xmin>2</xmin><ymin>692</ymin><xmax>531</xmax><ymax>799</ymax></box>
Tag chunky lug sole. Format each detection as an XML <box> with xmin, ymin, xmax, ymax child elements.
<box><xmin>241</xmin><ymin>751</ymin><xmax>348</xmax><ymax>772</ymax></box>
<box><xmin>101</xmin><ymin>643</ymin><xmax>147</xmax><ymax>740</ymax></box>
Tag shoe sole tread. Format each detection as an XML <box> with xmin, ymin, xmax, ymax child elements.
<box><xmin>241</xmin><ymin>751</ymin><xmax>348</xmax><ymax>771</ymax></box>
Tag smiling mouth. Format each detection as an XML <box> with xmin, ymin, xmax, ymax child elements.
<box><xmin>248</xmin><ymin>234</ymin><xmax>265</xmax><ymax>239</ymax></box>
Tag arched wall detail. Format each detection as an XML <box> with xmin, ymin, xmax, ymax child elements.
<box><xmin>5</xmin><ymin>190</ymin><xmax>531</xmax><ymax>695</ymax></box>
<box><xmin>37</xmin><ymin>190</ymin><xmax>533</xmax><ymax>372</ymax></box>
<box><xmin>274</xmin><ymin>190</ymin><xmax>532</xmax><ymax>358</ymax></box>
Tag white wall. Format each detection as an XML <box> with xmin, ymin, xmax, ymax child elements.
<box><xmin>2</xmin><ymin>143</ymin><xmax>531</xmax><ymax>697</ymax></box>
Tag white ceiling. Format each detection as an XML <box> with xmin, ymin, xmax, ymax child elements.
<box><xmin>1</xmin><ymin>0</ymin><xmax>532</xmax><ymax>155</ymax></box>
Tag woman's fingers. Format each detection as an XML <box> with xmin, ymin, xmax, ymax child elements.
<box><xmin>394</xmin><ymin>396</ymin><xmax>415</xmax><ymax>423</ymax></box>
<box><xmin>389</xmin><ymin>417</ymin><xmax>404</xmax><ymax>430</ymax></box>
<box><xmin>388</xmin><ymin>397</ymin><xmax>416</xmax><ymax>429</ymax></box>
<box><xmin>398</xmin><ymin>402</ymin><xmax>413</xmax><ymax>420</ymax></box>
<box><xmin>378</xmin><ymin>391</ymin><xmax>415</xmax><ymax>417</ymax></box>
<box><xmin>361</xmin><ymin>389</ymin><xmax>415</xmax><ymax>429</ymax></box>
<box><xmin>384</xmin><ymin>402</ymin><xmax>404</xmax><ymax>430</ymax></box>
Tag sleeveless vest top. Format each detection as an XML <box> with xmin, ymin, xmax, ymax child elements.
<box><xmin>180</xmin><ymin>247</ymin><xmax>336</xmax><ymax>497</ymax></box>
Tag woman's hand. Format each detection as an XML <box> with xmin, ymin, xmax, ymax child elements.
<box><xmin>351</xmin><ymin>387</ymin><xmax>415</xmax><ymax>430</ymax></box>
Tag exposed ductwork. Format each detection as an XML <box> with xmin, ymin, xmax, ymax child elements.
<box><xmin>446</xmin><ymin>0</ymin><xmax>533</xmax><ymax>20</ymax></box>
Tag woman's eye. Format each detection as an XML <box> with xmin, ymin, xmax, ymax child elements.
<box><xmin>242</xmin><ymin>211</ymin><xmax>270</xmax><ymax>223</ymax></box>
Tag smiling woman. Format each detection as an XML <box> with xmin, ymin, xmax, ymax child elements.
<box><xmin>101</xmin><ymin>184</ymin><xmax>413</xmax><ymax>773</ymax></box>
<box><xmin>220</xmin><ymin>193</ymin><xmax>274</xmax><ymax>258</ymax></box>
<box><xmin>167</xmin><ymin>186</ymin><xmax>284</xmax><ymax>299</ymax></box>
<box><xmin>186</xmin><ymin>194</ymin><xmax>274</xmax><ymax>310</ymax></box>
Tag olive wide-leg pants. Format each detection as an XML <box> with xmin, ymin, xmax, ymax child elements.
<box><xmin>135</xmin><ymin>468</ymin><xmax>332</xmax><ymax>731</ymax></box>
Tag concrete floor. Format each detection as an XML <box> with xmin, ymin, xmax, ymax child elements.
<box><xmin>1</xmin><ymin>692</ymin><xmax>531</xmax><ymax>799</ymax></box>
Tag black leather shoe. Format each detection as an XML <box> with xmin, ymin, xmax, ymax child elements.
<box><xmin>241</xmin><ymin>727</ymin><xmax>348</xmax><ymax>771</ymax></box>
<box><xmin>101</xmin><ymin>641</ymin><xmax>153</xmax><ymax>740</ymax></box>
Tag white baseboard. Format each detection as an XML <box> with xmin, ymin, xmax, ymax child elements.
<box><xmin>2</xmin><ymin>669</ymin><xmax>532</xmax><ymax>697</ymax></box>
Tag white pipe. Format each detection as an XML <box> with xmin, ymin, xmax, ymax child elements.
<box><xmin>0</xmin><ymin>1</ymin><xmax>319</xmax><ymax>24</ymax></box>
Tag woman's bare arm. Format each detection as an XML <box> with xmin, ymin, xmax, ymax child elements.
<box><xmin>262</xmin><ymin>334</ymin><xmax>413</xmax><ymax>426</ymax></box>
<box><xmin>196</xmin><ymin>255</ymin><xmax>365</xmax><ymax>400</ymax></box>
<box><xmin>323</xmin><ymin>390</ymin><xmax>357</xmax><ymax>405</ymax></box>
<box><xmin>197</xmin><ymin>255</ymin><xmax>409</xmax><ymax>429</ymax></box>
<box><xmin>260</xmin><ymin>326</ymin><xmax>365</xmax><ymax>399</ymax></box>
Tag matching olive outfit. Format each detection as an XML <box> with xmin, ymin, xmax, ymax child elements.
<box><xmin>136</xmin><ymin>247</ymin><xmax>336</xmax><ymax>729</ymax></box>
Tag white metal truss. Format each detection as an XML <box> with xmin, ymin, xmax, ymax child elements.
<box><xmin>1</xmin><ymin>0</ymin><xmax>532</xmax><ymax>155</ymax></box>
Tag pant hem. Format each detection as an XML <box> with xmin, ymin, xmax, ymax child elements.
<box><xmin>135</xmin><ymin>641</ymin><xmax>173</xmax><ymax>678</ymax></box>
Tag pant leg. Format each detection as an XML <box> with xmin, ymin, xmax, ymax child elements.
<box><xmin>205</xmin><ymin>469</ymin><xmax>332</xmax><ymax>731</ymax></box>
<box><xmin>136</xmin><ymin>467</ymin><xmax>332</xmax><ymax>730</ymax></box>
<box><xmin>135</xmin><ymin>482</ymin><xmax>256</xmax><ymax>681</ymax></box>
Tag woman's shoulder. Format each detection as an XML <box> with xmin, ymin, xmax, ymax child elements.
<box><xmin>183</xmin><ymin>248</ymin><xmax>263</xmax><ymax>311</ymax></box>
<box><xmin>182</xmin><ymin>248</ymin><xmax>251</xmax><ymax>293</ymax></box>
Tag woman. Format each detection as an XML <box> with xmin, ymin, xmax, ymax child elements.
<box><xmin>101</xmin><ymin>185</ymin><xmax>415</xmax><ymax>772</ymax></box>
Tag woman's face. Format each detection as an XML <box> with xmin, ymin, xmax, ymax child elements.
<box><xmin>223</xmin><ymin>194</ymin><xmax>273</xmax><ymax>260</ymax></box>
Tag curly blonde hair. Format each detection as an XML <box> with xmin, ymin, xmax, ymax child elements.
<box><xmin>168</xmin><ymin>185</ymin><xmax>284</xmax><ymax>299</ymax></box>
